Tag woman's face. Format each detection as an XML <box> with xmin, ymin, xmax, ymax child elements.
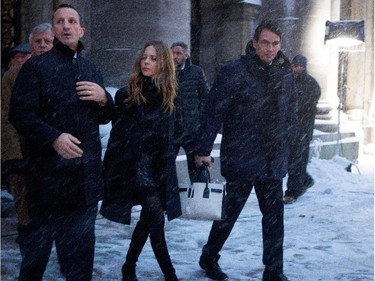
<box><xmin>140</xmin><ymin>45</ymin><xmax>157</xmax><ymax>78</ymax></box>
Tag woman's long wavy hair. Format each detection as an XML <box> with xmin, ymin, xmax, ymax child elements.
<box><xmin>126</xmin><ymin>40</ymin><xmax>177</xmax><ymax>112</ymax></box>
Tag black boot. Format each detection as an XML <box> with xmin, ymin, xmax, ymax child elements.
<box><xmin>164</xmin><ymin>273</ymin><xmax>179</xmax><ymax>281</ymax></box>
<box><xmin>122</xmin><ymin>262</ymin><xmax>137</xmax><ymax>281</ymax></box>
<box><xmin>262</xmin><ymin>270</ymin><xmax>289</xmax><ymax>281</ymax></box>
<box><xmin>199</xmin><ymin>248</ymin><xmax>228</xmax><ymax>280</ymax></box>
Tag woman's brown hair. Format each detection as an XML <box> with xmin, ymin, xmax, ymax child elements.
<box><xmin>127</xmin><ymin>40</ymin><xmax>177</xmax><ymax>112</ymax></box>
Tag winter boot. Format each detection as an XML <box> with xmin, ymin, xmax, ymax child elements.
<box><xmin>199</xmin><ymin>248</ymin><xmax>228</xmax><ymax>280</ymax></box>
<box><xmin>164</xmin><ymin>273</ymin><xmax>179</xmax><ymax>281</ymax></box>
<box><xmin>262</xmin><ymin>270</ymin><xmax>289</xmax><ymax>281</ymax></box>
<box><xmin>122</xmin><ymin>262</ymin><xmax>137</xmax><ymax>281</ymax></box>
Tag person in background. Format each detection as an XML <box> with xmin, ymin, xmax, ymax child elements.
<box><xmin>9</xmin><ymin>4</ymin><xmax>114</xmax><ymax>280</ymax></box>
<box><xmin>1</xmin><ymin>43</ymin><xmax>31</xmax><ymax>77</ymax></box>
<box><xmin>1</xmin><ymin>22</ymin><xmax>54</xmax><ymax>228</ymax></box>
<box><xmin>100</xmin><ymin>40</ymin><xmax>181</xmax><ymax>281</ymax></box>
<box><xmin>171</xmin><ymin>41</ymin><xmax>210</xmax><ymax>183</ymax></box>
<box><xmin>194</xmin><ymin>20</ymin><xmax>297</xmax><ymax>281</ymax></box>
<box><xmin>283</xmin><ymin>54</ymin><xmax>321</xmax><ymax>204</ymax></box>
<box><xmin>29</xmin><ymin>22</ymin><xmax>54</xmax><ymax>56</ymax></box>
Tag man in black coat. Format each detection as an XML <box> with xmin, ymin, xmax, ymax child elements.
<box><xmin>171</xmin><ymin>41</ymin><xmax>210</xmax><ymax>182</ymax></box>
<box><xmin>194</xmin><ymin>21</ymin><xmax>297</xmax><ymax>281</ymax></box>
<box><xmin>9</xmin><ymin>4</ymin><xmax>113</xmax><ymax>281</ymax></box>
<box><xmin>284</xmin><ymin>55</ymin><xmax>321</xmax><ymax>204</ymax></box>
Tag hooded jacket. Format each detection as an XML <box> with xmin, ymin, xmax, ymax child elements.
<box><xmin>9</xmin><ymin>40</ymin><xmax>114</xmax><ymax>208</ymax></box>
<box><xmin>195</xmin><ymin>42</ymin><xmax>297</xmax><ymax>181</ymax></box>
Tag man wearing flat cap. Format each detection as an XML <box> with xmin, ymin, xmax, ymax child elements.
<box><xmin>284</xmin><ymin>54</ymin><xmax>321</xmax><ymax>204</ymax></box>
<box><xmin>1</xmin><ymin>44</ymin><xmax>32</xmax><ymax>77</ymax></box>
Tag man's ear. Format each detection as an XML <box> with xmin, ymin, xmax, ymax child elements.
<box><xmin>79</xmin><ymin>27</ymin><xmax>86</xmax><ymax>38</ymax></box>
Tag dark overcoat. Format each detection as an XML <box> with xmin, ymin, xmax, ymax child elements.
<box><xmin>293</xmin><ymin>71</ymin><xmax>321</xmax><ymax>145</ymax></box>
<box><xmin>195</xmin><ymin>47</ymin><xmax>298</xmax><ymax>181</ymax></box>
<box><xmin>9</xmin><ymin>40</ymin><xmax>114</xmax><ymax>208</ymax></box>
<box><xmin>100</xmin><ymin>85</ymin><xmax>182</xmax><ymax>225</ymax></box>
<box><xmin>174</xmin><ymin>59</ymin><xmax>209</xmax><ymax>149</ymax></box>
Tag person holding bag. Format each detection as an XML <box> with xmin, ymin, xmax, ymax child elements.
<box><xmin>100</xmin><ymin>40</ymin><xmax>181</xmax><ymax>281</ymax></box>
<box><xmin>194</xmin><ymin>20</ymin><xmax>297</xmax><ymax>281</ymax></box>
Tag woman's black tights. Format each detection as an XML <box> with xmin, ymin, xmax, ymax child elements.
<box><xmin>123</xmin><ymin>195</ymin><xmax>176</xmax><ymax>277</ymax></box>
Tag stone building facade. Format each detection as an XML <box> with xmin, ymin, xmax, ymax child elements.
<box><xmin>1</xmin><ymin>0</ymin><xmax>374</xmax><ymax>146</ymax></box>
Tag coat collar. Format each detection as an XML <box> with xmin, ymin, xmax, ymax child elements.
<box><xmin>52</xmin><ymin>38</ymin><xmax>85</xmax><ymax>58</ymax></box>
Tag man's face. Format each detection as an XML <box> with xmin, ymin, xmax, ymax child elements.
<box><xmin>31</xmin><ymin>29</ymin><xmax>54</xmax><ymax>56</ymax></box>
<box><xmin>172</xmin><ymin>46</ymin><xmax>188</xmax><ymax>69</ymax></box>
<box><xmin>52</xmin><ymin>7</ymin><xmax>84</xmax><ymax>51</ymax></box>
<box><xmin>8</xmin><ymin>52</ymin><xmax>31</xmax><ymax>68</ymax></box>
<box><xmin>252</xmin><ymin>28</ymin><xmax>281</xmax><ymax>64</ymax></box>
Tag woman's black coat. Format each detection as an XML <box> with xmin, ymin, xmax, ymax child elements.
<box><xmin>100</xmin><ymin>86</ymin><xmax>182</xmax><ymax>224</ymax></box>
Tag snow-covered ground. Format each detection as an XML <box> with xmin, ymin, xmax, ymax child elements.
<box><xmin>2</xmin><ymin>87</ymin><xmax>374</xmax><ymax>280</ymax></box>
<box><xmin>1</xmin><ymin>152</ymin><xmax>373</xmax><ymax>281</ymax></box>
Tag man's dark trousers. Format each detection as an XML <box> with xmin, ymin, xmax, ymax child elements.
<box><xmin>286</xmin><ymin>137</ymin><xmax>312</xmax><ymax>196</ymax></box>
<box><xmin>202</xmin><ymin>178</ymin><xmax>284</xmax><ymax>274</ymax></box>
<box><xmin>18</xmin><ymin>204</ymin><xmax>98</xmax><ymax>281</ymax></box>
<box><xmin>175</xmin><ymin>143</ymin><xmax>197</xmax><ymax>183</ymax></box>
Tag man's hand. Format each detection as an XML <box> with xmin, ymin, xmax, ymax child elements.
<box><xmin>76</xmin><ymin>81</ymin><xmax>107</xmax><ymax>107</ymax></box>
<box><xmin>52</xmin><ymin>133</ymin><xmax>83</xmax><ymax>159</ymax></box>
<box><xmin>195</xmin><ymin>155</ymin><xmax>213</xmax><ymax>168</ymax></box>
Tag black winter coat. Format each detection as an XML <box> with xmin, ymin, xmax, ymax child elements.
<box><xmin>100</xmin><ymin>82</ymin><xmax>181</xmax><ymax>225</ymax></box>
<box><xmin>174</xmin><ymin>59</ymin><xmax>209</xmax><ymax>149</ymax></box>
<box><xmin>195</xmin><ymin>47</ymin><xmax>298</xmax><ymax>181</ymax></box>
<box><xmin>9</xmin><ymin>40</ymin><xmax>114</xmax><ymax>207</ymax></box>
<box><xmin>293</xmin><ymin>71</ymin><xmax>321</xmax><ymax>145</ymax></box>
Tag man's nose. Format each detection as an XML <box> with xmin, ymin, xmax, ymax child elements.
<box><xmin>62</xmin><ymin>20</ymin><xmax>70</xmax><ymax>28</ymax></box>
<box><xmin>40</xmin><ymin>41</ymin><xmax>48</xmax><ymax>47</ymax></box>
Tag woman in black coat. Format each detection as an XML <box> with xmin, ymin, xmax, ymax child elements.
<box><xmin>100</xmin><ymin>41</ymin><xmax>181</xmax><ymax>281</ymax></box>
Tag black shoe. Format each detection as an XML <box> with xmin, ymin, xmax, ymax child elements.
<box><xmin>304</xmin><ymin>177</ymin><xmax>314</xmax><ymax>189</ymax></box>
<box><xmin>122</xmin><ymin>272</ymin><xmax>137</xmax><ymax>281</ymax></box>
<box><xmin>199</xmin><ymin>250</ymin><xmax>228</xmax><ymax>280</ymax></box>
<box><xmin>122</xmin><ymin>263</ymin><xmax>137</xmax><ymax>281</ymax></box>
<box><xmin>263</xmin><ymin>271</ymin><xmax>289</xmax><ymax>281</ymax></box>
<box><xmin>165</xmin><ymin>273</ymin><xmax>179</xmax><ymax>281</ymax></box>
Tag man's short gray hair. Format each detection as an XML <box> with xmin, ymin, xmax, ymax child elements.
<box><xmin>171</xmin><ymin>41</ymin><xmax>189</xmax><ymax>54</ymax></box>
<box><xmin>29</xmin><ymin>23</ymin><xmax>53</xmax><ymax>43</ymax></box>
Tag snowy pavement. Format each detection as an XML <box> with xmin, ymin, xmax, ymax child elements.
<box><xmin>1</xmin><ymin>153</ymin><xmax>374</xmax><ymax>281</ymax></box>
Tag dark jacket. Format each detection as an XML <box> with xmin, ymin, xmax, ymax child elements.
<box><xmin>9</xmin><ymin>40</ymin><xmax>114</xmax><ymax>208</ymax></box>
<box><xmin>100</xmin><ymin>82</ymin><xmax>181</xmax><ymax>225</ymax></box>
<box><xmin>195</xmin><ymin>45</ymin><xmax>297</xmax><ymax>181</ymax></box>
<box><xmin>174</xmin><ymin>58</ymin><xmax>209</xmax><ymax>149</ymax></box>
<box><xmin>294</xmin><ymin>71</ymin><xmax>321</xmax><ymax>144</ymax></box>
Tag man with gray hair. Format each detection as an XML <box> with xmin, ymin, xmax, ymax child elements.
<box><xmin>2</xmin><ymin>22</ymin><xmax>54</xmax><ymax>230</ymax></box>
<box><xmin>29</xmin><ymin>22</ymin><xmax>54</xmax><ymax>56</ymax></box>
<box><xmin>171</xmin><ymin>41</ymin><xmax>209</xmax><ymax>183</ymax></box>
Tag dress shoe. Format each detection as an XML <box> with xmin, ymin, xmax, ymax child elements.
<box><xmin>199</xmin><ymin>249</ymin><xmax>228</xmax><ymax>280</ymax></box>
<box><xmin>263</xmin><ymin>271</ymin><xmax>289</xmax><ymax>281</ymax></box>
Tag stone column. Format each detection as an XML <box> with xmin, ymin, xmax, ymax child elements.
<box><xmin>89</xmin><ymin>0</ymin><xmax>191</xmax><ymax>87</ymax></box>
<box><xmin>363</xmin><ymin>0</ymin><xmax>374</xmax><ymax>144</ymax></box>
<box><xmin>199</xmin><ymin>1</ymin><xmax>260</xmax><ymax>84</ymax></box>
<box><xmin>260</xmin><ymin>0</ymin><xmax>333</xmax><ymax>101</ymax></box>
<box><xmin>19</xmin><ymin>0</ymin><xmax>54</xmax><ymax>43</ymax></box>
